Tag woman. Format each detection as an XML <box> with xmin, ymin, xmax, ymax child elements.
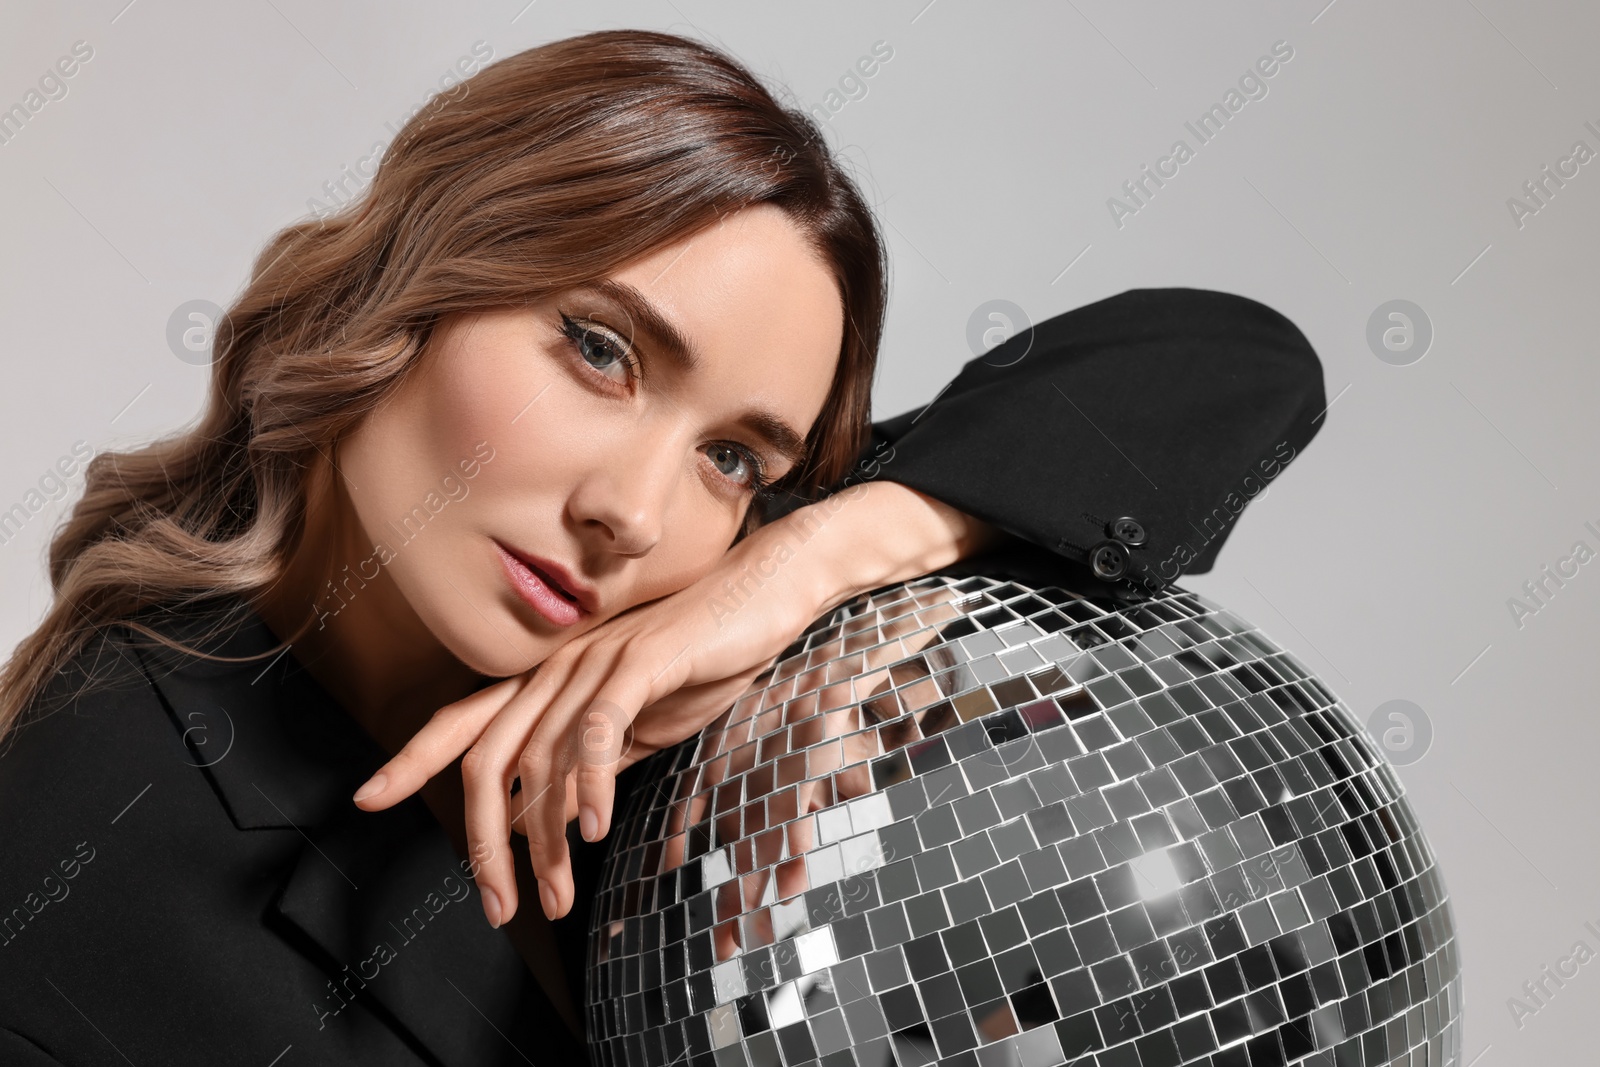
<box><xmin>0</xmin><ymin>28</ymin><xmax>1323</xmax><ymax>1067</ymax></box>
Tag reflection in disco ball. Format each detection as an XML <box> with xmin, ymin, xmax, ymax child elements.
<box><xmin>586</xmin><ymin>575</ymin><xmax>1462</xmax><ymax>1066</ymax></box>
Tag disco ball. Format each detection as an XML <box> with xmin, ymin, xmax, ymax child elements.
<box><xmin>586</xmin><ymin>575</ymin><xmax>1462</xmax><ymax>1067</ymax></box>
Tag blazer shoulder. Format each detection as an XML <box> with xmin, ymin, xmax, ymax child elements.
<box><xmin>0</xmin><ymin>623</ymin><xmax>187</xmax><ymax>830</ymax></box>
<box><xmin>1</xmin><ymin>595</ymin><xmax>258</xmax><ymax>762</ymax></box>
<box><xmin>3</xmin><ymin>622</ymin><xmax>167</xmax><ymax>744</ymax></box>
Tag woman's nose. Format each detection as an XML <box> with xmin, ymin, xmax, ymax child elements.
<box><xmin>566</xmin><ymin>420</ymin><xmax>685</xmax><ymax>556</ymax></box>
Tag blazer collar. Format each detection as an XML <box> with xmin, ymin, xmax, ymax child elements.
<box><xmin>124</xmin><ymin>597</ymin><xmax>586</xmax><ymax>1067</ymax></box>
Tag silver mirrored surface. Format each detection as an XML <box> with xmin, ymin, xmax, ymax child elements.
<box><xmin>586</xmin><ymin>575</ymin><xmax>1462</xmax><ymax>1066</ymax></box>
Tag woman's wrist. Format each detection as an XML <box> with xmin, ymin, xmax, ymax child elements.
<box><xmin>758</xmin><ymin>479</ymin><xmax>1008</xmax><ymax>621</ymax></box>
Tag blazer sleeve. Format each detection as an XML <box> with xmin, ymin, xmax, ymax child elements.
<box><xmin>760</xmin><ymin>287</ymin><xmax>1326</xmax><ymax>597</ymax></box>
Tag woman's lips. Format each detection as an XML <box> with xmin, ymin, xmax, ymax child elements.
<box><xmin>495</xmin><ymin>541</ymin><xmax>585</xmax><ymax>627</ymax></box>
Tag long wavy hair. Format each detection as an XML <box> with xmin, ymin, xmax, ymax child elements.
<box><xmin>0</xmin><ymin>29</ymin><xmax>888</xmax><ymax>747</ymax></box>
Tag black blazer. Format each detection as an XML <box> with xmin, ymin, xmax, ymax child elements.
<box><xmin>0</xmin><ymin>600</ymin><xmax>586</xmax><ymax>1067</ymax></box>
<box><xmin>0</xmin><ymin>288</ymin><xmax>1323</xmax><ymax>1066</ymax></box>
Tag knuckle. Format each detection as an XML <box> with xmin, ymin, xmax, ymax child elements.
<box><xmin>458</xmin><ymin>747</ymin><xmax>497</xmax><ymax>783</ymax></box>
<box><xmin>576</xmin><ymin>712</ymin><xmax>623</xmax><ymax>765</ymax></box>
<box><xmin>525</xmin><ymin>830</ymin><xmax>564</xmax><ymax>861</ymax></box>
<box><xmin>574</xmin><ymin>763</ymin><xmax>616</xmax><ymax>790</ymax></box>
<box><xmin>518</xmin><ymin>748</ymin><xmax>554</xmax><ymax>780</ymax></box>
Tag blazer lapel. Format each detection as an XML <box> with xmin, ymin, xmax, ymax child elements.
<box><xmin>125</xmin><ymin>598</ymin><xmax>585</xmax><ymax>1067</ymax></box>
<box><xmin>271</xmin><ymin>772</ymin><xmax>581</xmax><ymax>1065</ymax></box>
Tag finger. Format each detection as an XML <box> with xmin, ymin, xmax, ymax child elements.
<box><xmin>516</xmin><ymin>736</ymin><xmax>572</xmax><ymax>923</ymax></box>
<box><xmin>353</xmin><ymin>674</ymin><xmax>526</xmax><ymax>810</ymax></box>
<box><xmin>462</xmin><ymin>651</ymin><xmax>585</xmax><ymax>926</ymax></box>
<box><xmin>571</xmin><ymin>696</ymin><xmax>629</xmax><ymax>845</ymax></box>
<box><xmin>509</xmin><ymin>773</ymin><xmax>581</xmax><ymax>832</ymax></box>
<box><xmin>517</xmin><ymin>644</ymin><xmax>625</xmax><ymax>920</ymax></box>
<box><xmin>570</xmin><ymin>646</ymin><xmax>671</xmax><ymax>846</ymax></box>
<box><xmin>575</xmin><ymin>662</ymin><xmax>681</xmax><ymax>846</ymax></box>
<box><xmin>515</xmin><ymin>700</ymin><xmax>592</xmax><ymax>921</ymax></box>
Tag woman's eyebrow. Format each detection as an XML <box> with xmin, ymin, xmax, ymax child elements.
<box><xmin>573</xmin><ymin>278</ymin><xmax>811</xmax><ymax>470</ymax></box>
<box><xmin>741</xmin><ymin>409</ymin><xmax>809</xmax><ymax>472</ymax></box>
<box><xmin>580</xmin><ymin>277</ymin><xmax>704</xmax><ymax>374</ymax></box>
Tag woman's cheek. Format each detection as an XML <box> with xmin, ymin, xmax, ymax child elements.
<box><xmin>428</xmin><ymin>310</ymin><xmax>595</xmax><ymax>493</ymax></box>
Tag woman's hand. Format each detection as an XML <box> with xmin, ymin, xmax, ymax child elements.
<box><xmin>351</xmin><ymin>480</ymin><xmax>1005</xmax><ymax>927</ymax></box>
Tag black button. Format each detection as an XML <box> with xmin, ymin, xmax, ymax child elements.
<box><xmin>1107</xmin><ymin>516</ymin><xmax>1146</xmax><ymax>546</ymax></box>
<box><xmin>1088</xmin><ymin>540</ymin><xmax>1129</xmax><ymax>580</ymax></box>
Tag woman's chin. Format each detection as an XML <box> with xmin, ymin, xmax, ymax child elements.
<box><xmin>418</xmin><ymin>600</ymin><xmax>554</xmax><ymax>680</ymax></box>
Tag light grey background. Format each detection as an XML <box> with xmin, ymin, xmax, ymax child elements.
<box><xmin>3</xmin><ymin>0</ymin><xmax>1595</xmax><ymax>1060</ymax></box>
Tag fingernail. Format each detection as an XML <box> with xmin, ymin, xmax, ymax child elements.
<box><xmin>481</xmin><ymin>886</ymin><xmax>502</xmax><ymax>928</ymax></box>
<box><xmin>579</xmin><ymin>804</ymin><xmax>598</xmax><ymax>841</ymax></box>
<box><xmin>538</xmin><ymin>878</ymin><xmax>558</xmax><ymax>920</ymax></box>
<box><xmin>352</xmin><ymin>773</ymin><xmax>386</xmax><ymax>803</ymax></box>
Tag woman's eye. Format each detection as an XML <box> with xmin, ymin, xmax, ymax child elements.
<box><xmin>858</xmin><ymin>692</ymin><xmax>894</xmax><ymax>728</ymax></box>
<box><xmin>705</xmin><ymin>442</ymin><xmax>770</xmax><ymax>494</ymax></box>
<box><xmin>858</xmin><ymin>696</ymin><xmax>914</xmax><ymax>748</ymax></box>
<box><xmin>559</xmin><ymin>312</ymin><xmax>638</xmax><ymax>384</ymax></box>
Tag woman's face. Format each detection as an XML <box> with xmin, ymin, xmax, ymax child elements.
<box><xmin>335</xmin><ymin>204</ymin><xmax>845</xmax><ymax>677</ymax></box>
